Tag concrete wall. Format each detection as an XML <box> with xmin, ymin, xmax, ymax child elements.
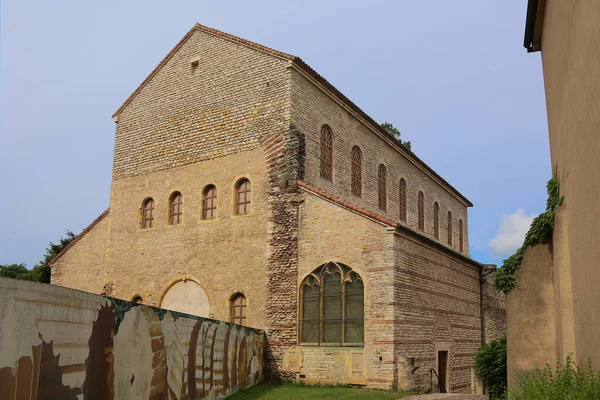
<box><xmin>506</xmin><ymin>243</ymin><xmax>556</xmax><ymax>390</ymax></box>
<box><xmin>289</xmin><ymin>68</ymin><xmax>470</xmax><ymax>255</ymax></box>
<box><xmin>0</xmin><ymin>277</ymin><xmax>264</xmax><ymax>399</ymax></box>
<box><xmin>539</xmin><ymin>0</ymin><xmax>600</xmax><ymax>365</ymax></box>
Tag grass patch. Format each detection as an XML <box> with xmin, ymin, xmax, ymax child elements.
<box><xmin>227</xmin><ymin>381</ymin><xmax>414</xmax><ymax>399</ymax></box>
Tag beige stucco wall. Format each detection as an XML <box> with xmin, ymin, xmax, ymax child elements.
<box><xmin>539</xmin><ymin>0</ymin><xmax>600</xmax><ymax>365</ymax></box>
<box><xmin>289</xmin><ymin>68</ymin><xmax>470</xmax><ymax>255</ymax></box>
<box><xmin>506</xmin><ymin>243</ymin><xmax>556</xmax><ymax>390</ymax></box>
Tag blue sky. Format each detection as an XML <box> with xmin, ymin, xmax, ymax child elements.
<box><xmin>0</xmin><ymin>0</ymin><xmax>550</xmax><ymax>268</ymax></box>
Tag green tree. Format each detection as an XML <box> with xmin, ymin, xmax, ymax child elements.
<box><xmin>32</xmin><ymin>230</ymin><xmax>76</xmax><ymax>283</ymax></box>
<box><xmin>381</xmin><ymin>122</ymin><xmax>412</xmax><ymax>151</ymax></box>
<box><xmin>1</xmin><ymin>231</ymin><xmax>76</xmax><ymax>283</ymax></box>
<box><xmin>474</xmin><ymin>336</ymin><xmax>507</xmax><ymax>399</ymax></box>
<box><xmin>0</xmin><ymin>263</ymin><xmax>35</xmax><ymax>280</ymax></box>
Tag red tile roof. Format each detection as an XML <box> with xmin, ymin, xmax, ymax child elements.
<box><xmin>112</xmin><ymin>23</ymin><xmax>472</xmax><ymax>207</ymax></box>
<box><xmin>48</xmin><ymin>209</ymin><xmax>110</xmax><ymax>267</ymax></box>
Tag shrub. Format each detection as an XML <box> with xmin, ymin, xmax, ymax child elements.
<box><xmin>474</xmin><ymin>336</ymin><xmax>507</xmax><ymax>399</ymax></box>
<box><xmin>511</xmin><ymin>355</ymin><xmax>600</xmax><ymax>400</ymax></box>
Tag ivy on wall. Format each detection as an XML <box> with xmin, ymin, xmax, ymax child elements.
<box><xmin>495</xmin><ymin>171</ymin><xmax>563</xmax><ymax>293</ymax></box>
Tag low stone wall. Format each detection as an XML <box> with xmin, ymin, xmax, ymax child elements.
<box><xmin>0</xmin><ymin>277</ymin><xmax>264</xmax><ymax>399</ymax></box>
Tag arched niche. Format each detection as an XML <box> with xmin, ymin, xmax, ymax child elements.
<box><xmin>158</xmin><ymin>275</ymin><xmax>212</xmax><ymax>317</ymax></box>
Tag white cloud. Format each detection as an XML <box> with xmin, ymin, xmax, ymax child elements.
<box><xmin>488</xmin><ymin>209</ymin><xmax>536</xmax><ymax>257</ymax></box>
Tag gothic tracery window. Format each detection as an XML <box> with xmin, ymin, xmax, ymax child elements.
<box><xmin>300</xmin><ymin>262</ymin><xmax>364</xmax><ymax>345</ymax></box>
<box><xmin>378</xmin><ymin>164</ymin><xmax>387</xmax><ymax>211</ymax></box>
<box><xmin>320</xmin><ymin>125</ymin><xmax>333</xmax><ymax>181</ymax></box>
<box><xmin>351</xmin><ymin>146</ymin><xmax>362</xmax><ymax>197</ymax></box>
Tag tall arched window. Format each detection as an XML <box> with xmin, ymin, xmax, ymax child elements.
<box><xmin>418</xmin><ymin>191</ymin><xmax>425</xmax><ymax>231</ymax></box>
<box><xmin>235</xmin><ymin>178</ymin><xmax>251</xmax><ymax>215</ymax></box>
<box><xmin>230</xmin><ymin>293</ymin><xmax>247</xmax><ymax>326</ymax></box>
<box><xmin>202</xmin><ymin>185</ymin><xmax>217</xmax><ymax>220</ymax></box>
<box><xmin>300</xmin><ymin>262</ymin><xmax>364</xmax><ymax>345</ymax></box>
<box><xmin>447</xmin><ymin>211</ymin><xmax>453</xmax><ymax>246</ymax></box>
<box><xmin>169</xmin><ymin>192</ymin><xmax>183</xmax><ymax>225</ymax></box>
<box><xmin>434</xmin><ymin>202</ymin><xmax>440</xmax><ymax>239</ymax></box>
<box><xmin>320</xmin><ymin>124</ymin><xmax>333</xmax><ymax>181</ymax></box>
<box><xmin>351</xmin><ymin>146</ymin><xmax>362</xmax><ymax>197</ymax></box>
<box><xmin>141</xmin><ymin>198</ymin><xmax>154</xmax><ymax>229</ymax></box>
<box><xmin>459</xmin><ymin>219</ymin><xmax>464</xmax><ymax>253</ymax></box>
<box><xmin>378</xmin><ymin>164</ymin><xmax>387</xmax><ymax>211</ymax></box>
<box><xmin>399</xmin><ymin>178</ymin><xmax>407</xmax><ymax>222</ymax></box>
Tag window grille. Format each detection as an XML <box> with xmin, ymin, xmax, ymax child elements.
<box><xmin>447</xmin><ymin>211</ymin><xmax>453</xmax><ymax>246</ymax></box>
<box><xmin>236</xmin><ymin>179</ymin><xmax>251</xmax><ymax>215</ymax></box>
<box><xmin>399</xmin><ymin>179</ymin><xmax>407</xmax><ymax>222</ymax></box>
<box><xmin>434</xmin><ymin>202</ymin><xmax>440</xmax><ymax>239</ymax></box>
<box><xmin>203</xmin><ymin>185</ymin><xmax>217</xmax><ymax>220</ymax></box>
<box><xmin>320</xmin><ymin>125</ymin><xmax>333</xmax><ymax>181</ymax></box>
<box><xmin>378</xmin><ymin>164</ymin><xmax>387</xmax><ymax>211</ymax></box>
<box><xmin>459</xmin><ymin>219</ymin><xmax>464</xmax><ymax>253</ymax></box>
<box><xmin>299</xmin><ymin>262</ymin><xmax>364</xmax><ymax>345</ymax></box>
<box><xmin>169</xmin><ymin>192</ymin><xmax>182</xmax><ymax>225</ymax></box>
<box><xmin>351</xmin><ymin>146</ymin><xmax>362</xmax><ymax>197</ymax></box>
<box><xmin>418</xmin><ymin>191</ymin><xmax>425</xmax><ymax>231</ymax></box>
<box><xmin>141</xmin><ymin>198</ymin><xmax>154</xmax><ymax>229</ymax></box>
<box><xmin>230</xmin><ymin>293</ymin><xmax>247</xmax><ymax>325</ymax></box>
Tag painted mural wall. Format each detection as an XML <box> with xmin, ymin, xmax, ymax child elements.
<box><xmin>0</xmin><ymin>278</ymin><xmax>264</xmax><ymax>399</ymax></box>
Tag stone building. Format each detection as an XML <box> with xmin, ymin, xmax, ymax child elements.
<box><xmin>507</xmin><ymin>0</ymin><xmax>600</xmax><ymax>388</ymax></box>
<box><xmin>49</xmin><ymin>23</ymin><xmax>504</xmax><ymax>393</ymax></box>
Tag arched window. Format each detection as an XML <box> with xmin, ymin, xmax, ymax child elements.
<box><xmin>459</xmin><ymin>219</ymin><xmax>464</xmax><ymax>253</ymax></box>
<box><xmin>131</xmin><ymin>295</ymin><xmax>143</xmax><ymax>304</ymax></box>
<box><xmin>299</xmin><ymin>262</ymin><xmax>364</xmax><ymax>345</ymax></box>
<box><xmin>434</xmin><ymin>202</ymin><xmax>440</xmax><ymax>239</ymax></box>
<box><xmin>202</xmin><ymin>185</ymin><xmax>217</xmax><ymax>220</ymax></box>
<box><xmin>230</xmin><ymin>293</ymin><xmax>247</xmax><ymax>325</ymax></box>
<box><xmin>235</xmin><ymin>178</ymin><xmax>251</xmax><ymax>215</ymax></box>
<box><xmin>320</xmin><ymin>124</ymin><xmax>333</xmax><ymax>181</ymax></box>
<box><xmin>418</xmin><ymin>191</ymin><xmax>425</xmax><ymax>231</ymax></box>
<box><xmin>351</xmin><ymin>146</ymin><xmax>362</xmax><ymax>197</ymax></box>
<box><xmin>378</xmin><ymin>164</ymin><xmax>387</xmax><ymax>211</ymax></box>
<box><xmin>447</xmin><ymin>211</ymin><xmax>453</xmax><ymax>246</ymax></box>
<box><xmin>141</xmin><ymin>198</ymin><xmax>154</xmax><ymax>229</ymax></box>
<box><xmin>169</xmin><ymin>192</ymin><xmax>182</xmax><ymax>225</ymax></box>
<box><xmin>399</xmin><ymin>178</ymin><xmax>407</xmax><ymax>222</ymax></box>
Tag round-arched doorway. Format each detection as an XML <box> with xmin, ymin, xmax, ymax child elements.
<box><xmin>158</xmin><ymin>276</ymin><xmax>211</xmax><ymax>317</ymax></box>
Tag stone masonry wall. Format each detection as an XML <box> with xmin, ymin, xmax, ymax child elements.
<box><xmin>51</xmin><ymin>211</ymin><xmax>110</xmax><ymax>292</ymax></box>
<box><xmin>102</xmin><ymin>148</ymin><xmax>271</xmax><ymax>328</ymax></box>
<box><xmin>481</xmin><ymin>271</ymin><xmax>506</xmax><ymax>344</ymax></box>
<box><xmin>294</xmin><ymin>191</ymin><xmax>397</xmax><ymax>389</ymax></box>
<box><xmin>112</xmin><ymin>28</ymin><xmax>291</xmax><ymax>180</ymax></box>
<box><xmin>289</xmin><ymin>68</ymin><xmax>470</xmax><ymax>256</ymax></box>
<box><xmin>394</xmin><ymin>231</ymin><xmax>482</xmax><ymax>393</ymax></box>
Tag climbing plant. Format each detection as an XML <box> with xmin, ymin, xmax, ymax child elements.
<box><xmin>494</xmin><ymin>170</ymin><xmax>563</xmax><ymax>293</ymax></box>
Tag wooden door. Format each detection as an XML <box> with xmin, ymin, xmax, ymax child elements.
<box><xmin>438</xmin><ymin>351</ymin><xmax>448</xmax><ymax>393</ymax></box>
